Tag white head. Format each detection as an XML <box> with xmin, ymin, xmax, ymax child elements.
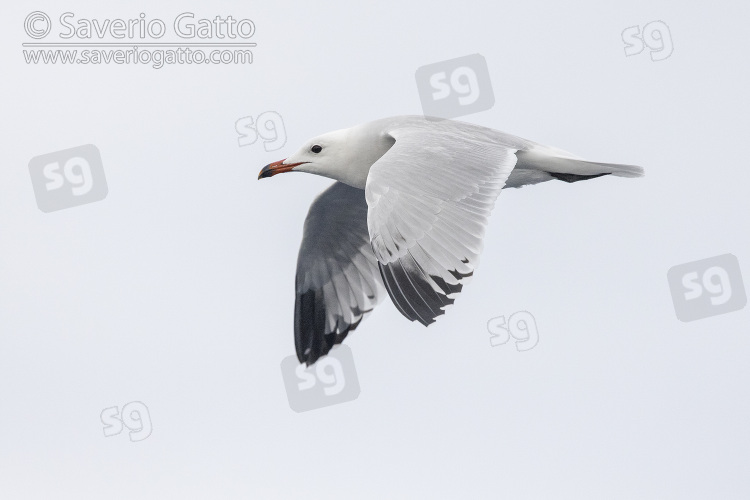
<box><xmin>258</xmin><ymin>123</ymin><xmax>394</xmax><ymax>189</ymax></box>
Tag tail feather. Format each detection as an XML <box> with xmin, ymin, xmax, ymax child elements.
<box><xmin>506</xmin><ymin>147</ymin><xmax>644</xmax><ymax>189</ymax></box>
<box><xmin>568</xmin><ymin>159</ymin><xmax>645</xmax><ymax>178</ymax></box>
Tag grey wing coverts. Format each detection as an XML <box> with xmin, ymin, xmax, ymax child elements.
<box><xmin>365</xmin><ymin>122</ymin><xmax>519</xmax><ymax>327</ymax></box>
<box><xmin>294</xmin><ymin>181</ymin><xmax>385</xmax><ymax>365</ymax></box>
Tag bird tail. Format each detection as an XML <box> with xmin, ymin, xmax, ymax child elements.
<box><xmin>509</xmin><ymin>146</ymin><xmax>644</xmax><ymax>187</ymax></box>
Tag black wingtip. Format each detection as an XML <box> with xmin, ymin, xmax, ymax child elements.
<box><xmin>549</xmin><ymin>172</ymin><xmax>610</xmax><ymax>183</ymax></box>
<box><xmin>294</xmin><ymin>286</ymin><xmax>370</xmax><ymax>366</ymax></box>
<box><xmin>378</xmin><ymin>258</ymin><xmax>455</xmax><ymax>326</ymax></box>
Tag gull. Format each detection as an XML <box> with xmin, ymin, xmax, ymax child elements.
<box><xmin>258</xmin><ymin>116</ymin><xmax>643</xmax><ymax>365</ymax></box>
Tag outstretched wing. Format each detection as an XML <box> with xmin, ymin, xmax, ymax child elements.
<box><xmin>295</xmin><ymin>181</ymin><xmax>385</xmax><ymax>365</ymax></box>
<box><xmin>365</xmin><ymin>120</ymin><xmax>518</xmax><ymax>325</ymax></box>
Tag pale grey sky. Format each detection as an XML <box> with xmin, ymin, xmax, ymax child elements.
<box><xmin>1</xmin><ymin>1</ymin><xmax>748</xmax><ymax>498</ymax></box>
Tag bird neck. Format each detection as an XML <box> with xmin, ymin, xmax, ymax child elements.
<box><xmin>335</xmin><ymin>123</ymin><xmax>395</xmax><ymax>189</ymax></box>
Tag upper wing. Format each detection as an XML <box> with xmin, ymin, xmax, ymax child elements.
<box><xmin>365</xmin><ymin>121</ymin><xmax>518</xmax><ymax>325</ymax></box>
<box><xmin>295</xmin><ymin>181</ymin><xmax>385</xmax><ymax>365</ymax></box>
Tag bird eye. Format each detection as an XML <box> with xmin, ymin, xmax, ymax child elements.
<box><xmin>311</xmin><ymin>145</ymin><xmax>322</xmax><ymax>153</ymax></box>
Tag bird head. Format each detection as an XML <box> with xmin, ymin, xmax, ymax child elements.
<box><xmin>258</xmin><ymin>129</ymin><xmax>349</xmax><ymax>180</ymax></box>
<box><xmin>257</xmin><ymin>124</ymin><xmax>394</xmax><ymax>189</ymax></box>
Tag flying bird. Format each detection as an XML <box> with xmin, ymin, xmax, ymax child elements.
<box><xmin>258</xmin><ymin>116</ymin><xmax>643</xmax><ymax>365</ymax></box>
